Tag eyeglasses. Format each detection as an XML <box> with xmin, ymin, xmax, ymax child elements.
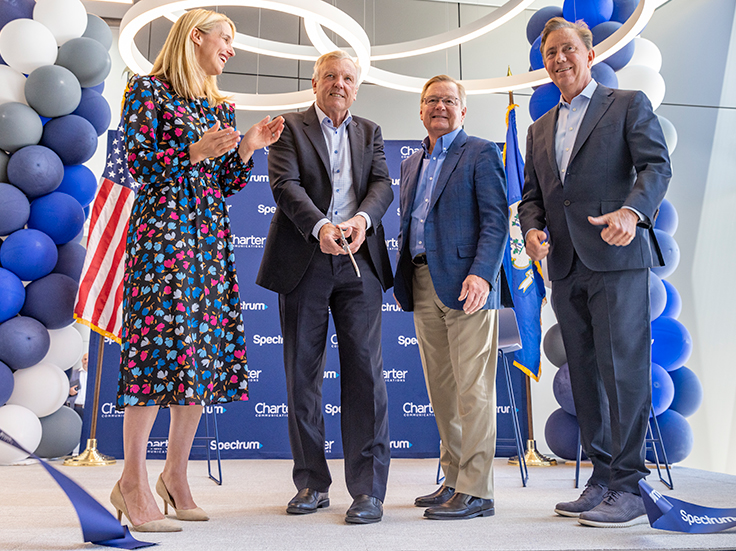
<box><xmin>422</xmin><ymin>96</ymin><xmax>460</xmax><ymax>107</ymax></box>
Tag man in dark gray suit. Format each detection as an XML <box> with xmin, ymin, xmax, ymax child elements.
<box><xmin>519</xmin><ymin>18</ymin><xmax>671</xmax><ymax>527</ymax></box>
<box><xmin>256</xmin><ymin>50</ymin><xmax>393</xmax><ymax>525</ymax></box>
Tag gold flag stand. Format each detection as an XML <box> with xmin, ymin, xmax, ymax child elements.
<box><xmin>65</xmin><ymin>334</ymin><xmax>116</xmax><ymax>466</ymax></box>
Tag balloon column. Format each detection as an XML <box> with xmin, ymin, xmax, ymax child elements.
<box><xmin>534</xmin><ymin>0</ymin><xmax>701</xmax><ymax>464</ymax></box>
<box><xmin>0</xmin><ymin>0</ymin><xmax>112</xmax><ymax>464</ymax></box>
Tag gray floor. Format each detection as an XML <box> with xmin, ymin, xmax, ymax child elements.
<box><xmin>2</xmin><ymin>457</ymin><xmax>736</xmax><ymax>551</ymax></box>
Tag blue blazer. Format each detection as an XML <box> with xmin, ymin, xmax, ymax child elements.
<box><xmin>394</xmin><ymin>130</ymin><xmax>512</xmax><ymax>312</ymax></box>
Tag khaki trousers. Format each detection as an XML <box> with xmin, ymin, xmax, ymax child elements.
<box><xmin>412</xmin><ymin>264</ymin><xmax>498</xmax><ymax>499</ymax></box>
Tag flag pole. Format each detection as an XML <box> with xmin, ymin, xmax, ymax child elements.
<box><xmin>64</xmin><ymin>331</ymin><xmax>116</xmax><ymax>466</ymax></box>
<box><xmin>505</xmin><ymin>67</ymin><xmax>557</xmax><ymax>467</ymax></box>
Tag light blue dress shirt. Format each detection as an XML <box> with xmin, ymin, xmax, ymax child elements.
<box><xmin>409</xmin><ymin>127</ymin><xmax>463</xmax><ymax>259</ymax></box>
<box><xmin>555</xmin><ymin>79</ymin><xmax>597</xmax><ymax>184</ymax></box>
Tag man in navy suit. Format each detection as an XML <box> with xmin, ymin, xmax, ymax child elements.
<box><xmin>519</xmin><ymin>18</ymin><xmax>671</xmax><ymax>527</ymax></box>
<box><xmin>394</xmin><ymin>75</ymin><xmax>511</xmax><ymax>520</ymax></box>
<box><xmin>257</xmin><ymin>51</ymin><xmax>393</xmax><ymax>524</ymax></box>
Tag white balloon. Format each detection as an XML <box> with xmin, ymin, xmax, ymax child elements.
<box><xmin>33</xmin><ymin>0</ymin><xmax>88</xmax><ymax>46</ymax></box>
<box><xmin>657</xmin><ymin>115</ymin><xmax>678</xmax><ymax>155</ymax></box>
<box><xmin>629</xmin><ymin>38</ymin><xmax>663</xmax><ymax>72</ymax></box>
<box><xmin>0</xmin><ymin>66</ymin><xmax>28</xmax><ymax>106</ymax></box>
<box><xmin>0</xmin><ymin>404</ymin><xmax>42</xmax><ymax>464</ymax></box>
<box><xmin>42</xmin><ymin>325</ymin><xmax>84</xmax><ymax>371</ymax></box>
<box><xmin>615</xmin><ymin>65</ymin><xmax>666</xmax><ymax>110</ymax></box>
<box><xmin>6</xmin><ymin>362</ymin><xmax>69</xmax><ymax>418</ymax></box>
<box><xmin>0</xmin><ymin>19</ymin><xmax>58</xmax><ymax>75</ymax></box>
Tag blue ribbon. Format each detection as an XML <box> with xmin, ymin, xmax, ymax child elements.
<box><xmin>640</xmin><ymin>479</ymin><xmax>736</xmax><ymax>533</ymax></box>
<box><xmin>0</xmin><ymin>429</ymin><xmax>154</xmax><ymax>549</ymax></box>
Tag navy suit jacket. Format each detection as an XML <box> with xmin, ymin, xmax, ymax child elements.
<box><xmin>256</xmin><ymin>105</ymin><xmax>394</xmax><ymax>294</ymax></box>
<box><xmin>519</xmin><ymin>85</ymin><xmax>671</xmax><ymax>281</ymax></box>
<box><xmin>394</xmin><ymin>130</ymin><xmax>512</xmax><ymax>312</ymax></box>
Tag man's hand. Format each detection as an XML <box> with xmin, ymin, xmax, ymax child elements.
<box><xmin>588</xmin><ymin>208</ymin><xmax>638</xmax><ymax>246</ymax></box>
<box><xmin>458</xmin><ymin>274</ymin><xmax>490</xmax><ymax>315</ymax></box>
<box><xmin>525</xmin><ymin>229</ymin><xmax>550</xmax><ymax>261</ymax></box>
<box><xmin>337</xmin><ymin>215</ymin><xmax>367</xmax><ymax>254</ymax></box>
<box><xmin>318</xmin><ymin>223</ymin><xmax>345</xmax><ymax>255</ymax></box>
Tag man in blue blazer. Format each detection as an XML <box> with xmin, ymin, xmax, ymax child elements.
<box><xmin>394</xmin><ymin>75</ymin><xmax>511</xmax><ymax>520</ymax></box>
<box><xmin>519</xmin><ymin>18</ymin><xmax>671</xmax><ymax>527</ymax></box>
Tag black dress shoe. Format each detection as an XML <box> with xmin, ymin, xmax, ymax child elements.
<box><xmin>414</xmin><ymin>485</ymin><xmax>455</xmax><ymax>507</ymax></box>
<box><xmin>424</xmin><ymin>492</ymin><xmax>494</xmax><ymax>520</ymax></box>
<box><xmin>345</xmin><ymin>495</ymin><xmax>383</xmax><ymax>524</ymax></box>
<box><xmin>286</xmin><ymin>488</ymin><xmax>330</xmax><ymax>514</ymax></box>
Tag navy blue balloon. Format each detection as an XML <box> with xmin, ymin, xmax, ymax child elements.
<box><xmin>53</xmin><ymin>242</ymin><xmax>86</xmax><ymax>283</ymax></box>
<box><xmin>6</xmin><ymin>145</ymin><xmax>64</xmax><ymax>199</ymax></box>
<box><xmin>611</xmin><ymin>0</ymin><xmax>638</xmax><ymax>23</ymax></box>
<box><xmin>87</xmin><ymin>82</ymin><xmax>105</xmax><ymax>94</ymax></box>
<box><xmin>660</xmin><ymin>279</ymin><xmax>682</xmax><ymax>319</ymax></box>
<box><xmin>591</xmin><ymin>62</ymin><xmax>618</xmax><ymax>88</ymax></box>
<box><xmin>553</xmin><ymin>363</ymin><xmax>576</xmax><ymax>415</ymax></box>
<box><xmin>0</xmin><ymin>228</ymin><xmax>58</xmax><ymax>281</ymax></box>
<box><xmin>545</xmin><ymin>408</ymin><xmax>586</xmax><ymax>461</ymax></box>
<box><xmin>530</xmin><ymin>35</ymin><xmax>544</xmax><ymax>70</ymax></box>
<box><xmin>651</xmin><ymin>229</ymin><xmax>680</xmax><ymax>279</ymax></box>
<box><xmin>591</xmin><ymin>21</ymin><xmax>634</xmax><ymax>71</ymax></box>
<box><xmin>0</xmin><ymin>183</ymin><xmax>30</xmax><ymax>236</ymax></box>
<box><xmin>563</xmin><ymin>0</ymin><xmax>613</xmax><ymax>28</ymax></box>
<box><xmin>526</xmin><ymin>6</ymin><xmax>563</xmax><ymax>45</ymax></box>
<box><xmin>649</xmin><ymin>271</ymin><xmax>666</xmax><ymax>321</ymax></box>
<box><xmin>0</xmin><ymin>315</ymin><xmax>50</xmax><ymax>369</ymax></box>
<box><xmin>0</xmin><ymin>0</ymin><xmax>34</xmax><ymax>31</ymax></box>
<box><xmin>646</xmin><ymin>409</ymin><xmax>693</xmax><ymax>464</ymax></box>
<box><xmin>651</xmin><ymin>316</ymin><xmax>692</xmax><ymax>372</ymax></box>
<box><xmin>651</xmin><ymin>362</ymin><xmax>674</xmax><ymax>417</ymax></box>
<box><xmin>655</xmin><ymin>198</ymin><xmax>678</xmax><ymax>235</ymax></box>
<box><xmin>0</xmin><ymin>267</ymin><xmax>25</xmax><ymax>323</ymax></box>
<box><xmin>27</xmin><ymin>192</ymin><xmax>85</xmax><ymax>245</ymax></box>
<box><xmin>0</xmin><ymin>360</ymin><xmax>13</xmax><ymax>406</ymax></box>
<box><xmin>543</xmin><ymin>323</ymin><xmax>567</xmax><ymax>367</ymax></box>
<box><xmin>57</xmin><ymin>164</ymin><xmax>98</xmax><ymax>208</ymax></box>
<box><xmin>72</xmin><ymin>88</ymin><xmax>111</xmax><ymax>136</ymax></box>
<box><xmin>529</xmin><ymin>82</ymin><xmax>561</xmax><ymax>121</ymax></box>
<box><xmin>19</xmin><ymin>273</ymin><xmax>78</xmax><ymax>329</ymax></box>
<box><xmin>40</xmin><ymin>115</ymin><xmax>98</xmax><ymax>166</ymax></box>
<box><xmin>669</xmin><ymin>366</ymin><xmax>703</xmax><ymax>418</ymax></box>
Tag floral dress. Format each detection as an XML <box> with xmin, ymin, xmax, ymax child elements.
<box><xmin>117</xmin><ymin>75</ymin><xmax>250</xmax><ymax>409</ymax></box>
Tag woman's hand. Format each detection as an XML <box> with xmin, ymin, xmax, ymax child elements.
<box><xmin>189</xmin><ymin>120</ymin><xmax>241</xmax><ymax>164</ymax></box>
<box><xmin>238</xmin><ymin>115</ymin><xmax>285</xmax><ymax>164</ymax></box>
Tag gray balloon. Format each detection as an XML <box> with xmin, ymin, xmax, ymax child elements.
<box><xmin>543</xmin><ymin>323</ymin><xmax>567</xmax><ymax>368</ymax></box>
<box><xmin>0</xmin><ymin>102</ymin><xmax>44</xmax><ymax>154</ymax></box>
<box><xmin>56</xmin><ymin>37</ymin><xmax>111</xmax><ymax>88</ymax></box>
<box><xmin>25</xmin><ymin>65</ymin><xmax>82</xmax><ymax>118</ymax></box>
<box><xmin>0</xmin><ymin>150</ymin><xmax>8</xmax><ymax>181</ymax></box>
<box><xmin>83</xmin><ymin>14</ymin><xmax>113</xmax><ymax>51</ymax></box>
<box><xmin>35</xmin><ymin>405</ymin><xmax>83</xmax><ymax>458</ymax></box>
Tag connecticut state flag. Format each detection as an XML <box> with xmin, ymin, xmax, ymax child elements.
<box><xmin>502</xmin><ymin>104</ymin><xmax>546</xmax><ymax>381</ymax></box>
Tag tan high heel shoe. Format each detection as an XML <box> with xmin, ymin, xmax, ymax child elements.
<box><xmin>156</xmin><ymin>474</ymin><xmax>209</xmax><ymax>521</ymax></box>
<box><xmin>110</xmin><ymin>482</ymin><xmax>182</xmax><ymax>532</ymax></box>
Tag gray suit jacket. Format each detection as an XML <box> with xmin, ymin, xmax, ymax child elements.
<box><xmin>519</xmin><ymin>85</ymin><xmax>671</xmax><ymax>281</ymax></box>
<box><xmin>256</xmin><ymin>105</ymin><xmax>394</xmax><ymax>294</ymax></box>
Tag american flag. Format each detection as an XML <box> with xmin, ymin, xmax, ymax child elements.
<box><xmin>74</xmin><ymin>125</ymin><xmax>139</xmax><ymax>343</ymax></box>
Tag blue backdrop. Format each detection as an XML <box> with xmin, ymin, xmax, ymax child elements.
<box><xmin>82</xmin><ymin>141</ymin><xmax>528</xmax><ymax>460</ymax></box>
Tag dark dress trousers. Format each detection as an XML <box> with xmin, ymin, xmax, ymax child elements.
<box><xmin>256</xmin><ymin>105</ymin><xmax>393</xmax><ymax>500</ymax></box>
<box><xmin>519</xmin><ymin>85</ymin><xmax>671</xmax><ymax>493</ymax></box>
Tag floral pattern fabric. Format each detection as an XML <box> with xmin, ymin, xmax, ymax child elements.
<box><xmin>117</xmin><ymin>75</ymin><xmax>250</xmax><ymax>409</ymax></box>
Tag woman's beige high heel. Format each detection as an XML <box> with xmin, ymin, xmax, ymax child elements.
<box><xmin>156</xmin><ymin>474</ymin><xmax>209</xmax><ymax>521</ymax></box>
<box><xmin>110</xmin><ymin>482</ymin><xmax>182</xmax><ymax>532</ymax></box>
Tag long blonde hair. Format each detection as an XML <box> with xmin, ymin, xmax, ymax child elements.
<box><xmin>150</xmin><ymin>9</ymin><xmax>234</xmax><ymax>106</ymax></box>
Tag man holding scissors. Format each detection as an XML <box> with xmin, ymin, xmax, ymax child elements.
<box><xmin>256</xmin><ymin>50</ymin><xmax>394</xmax><ymax>524</ymax></box>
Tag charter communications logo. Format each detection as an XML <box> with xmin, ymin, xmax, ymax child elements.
<box><xmin>100</xmin><ymin>402</ymin><xmax>124</xmax><ymax>418</ymax></box>
<box><xmin>400</xmin><ymin>145</ymin><xmax>421</xmax><ymax>159</ymax></box>
<box><xmin>384</xmin><ymin>238</ymin><xmax>399</xmax><ymax>252</ymax></box>
<box><xmin>254</xmin><ymin>402</ymin><xmax>288</xmax><ymax>417</ymax></box>
<box><xmin>383</xmin><ymin>368</ymin><xmax>407</xmax><ymax>383</ymax></box>
<box><xmin>231</xmin><ymin>234</ymin><xmax>266</xmax><ymax>248</ymax></box>
<box><xmin>209</xmin><ymin>440</ymin><xmax>263</xmax><ymax>451</ymax></box>
<box><xmin>403</xmin><ymin>402</ymin><xmax>434</xmax><ymax>417</ymax></box>
<box><xmin>147</xmin><ymin>439</ymin><xmax>168</xmax><ymax>455</ymax></box>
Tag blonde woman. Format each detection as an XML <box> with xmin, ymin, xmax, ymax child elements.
<box><xmin>111</xmin><ymin>9</ymin><xmax>283</xmax><ymax>532</ymax></box>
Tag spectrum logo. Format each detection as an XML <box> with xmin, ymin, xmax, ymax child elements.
<box><xmin>241</xmin><ymin>301</ymin><xmax>268</xmax><ymax>311</ymax></box>
<box><xmin>325</xmin><ymin>404</ymin><xmax>341</xmax><ymax>416</ymax></box>
<box><xmin>497</xmin><ymin>405</ymin><xmax>512</xmax><ymax>414</ymax></box>
<box><xmin>323</xmin><ymin>370</ymin><xmax>339</xmax><ymax>379</ymax></box>
<box><xmin>398</xmin><ymin>335</ymin><xmax>418</xmax><ymax>347</ymax></box>
<box><xmin>232</xmin><ymin>234</ymin><xmax>266</xmax><ymax>248</ymax></box>
<box><xmin>384</xmin><ymin>238</ymin><xmax>399</xmax><ymax>252</ymax></box>
<box><xmin>204</xmin><ymin>405</ymin><xmax>226</xmax><ymax>414</ymax></box>
<box><xmin>400</xmin><ymin>145</ymin><xmax>421</xmax><ymax>158</ymax></box>
<box><xmin>383</xmin><ymin>368</ymin><xmax>408</xmax><ymax>383</ymax></box>
<box><xmin>382</xmin><ymin>301</ymin><xmax>401</xmax><ymax>312</ymax></box>
<box><xmin>100</xmin><ymin>402</ymin><xmax>124</xmax><ymax>418</ymax></box>
<box><xmin>390</xmin><ymin>440</ymin><xmax>413</xmax><ymax>449</ymax></box>
<box><xmin>257</xmin><ymin>204</ymin><xmax>276</xmax><ymax>215</ymax></box>
<box><xmin>209</xmin><ymin>440</ymin><xmax>263</xmax><ymax>450</ymax></box>
<box><xmin>254</xmin><ymin>402</ymin><xmax>288</xmax><ymax>417</ymax></box>
<box><xmin>250</xmin><ymin>173</ymin><xmax>269</xmax><ymax>182</ymax></box>
<box><xmin>253</xmin><ymin>334</ymin><xmax>283</xmax><ymax>346</ymax></box>
<box><xmin>403</xmin><ymin>402</ymin><xmax>434</xmax><ymax>417</ymax></box>
<box><xmin>391</xmin><ymin>178</ymin><xmax>400</xmax><ymax>186</ymax></box>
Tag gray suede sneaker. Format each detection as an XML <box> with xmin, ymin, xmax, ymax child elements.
<box><xmin>554</xmin><ymin>484</ymin><xmax>607</xmax><ymax>517</ymax></box>
<box><xmin>578</xmin><ymin>490</ymin><xmax>648</xmax><ymax>527</ymax></box>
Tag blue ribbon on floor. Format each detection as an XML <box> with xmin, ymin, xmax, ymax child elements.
<box><xmin>0</xmin><ymin>429</ymin><xmax>154</xmax><ymax>549</ymax></box>
<box><xmin>640</xmin><ymin>479</ymin><xmax>736</xmax><ymax>533</ymax></box>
